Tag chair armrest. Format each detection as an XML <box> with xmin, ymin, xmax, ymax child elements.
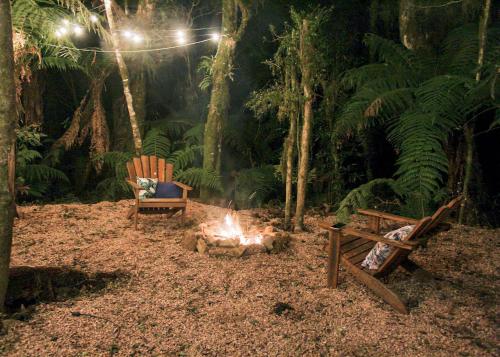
<box><xmin>126</xmin><ymin>180</ymin><xmax>141</xmax><ymax>191</ymax></box>
<box><xmin>341</xmin><ymin>227</ymin><xmax>416</xmax><ymax>250</ymax></box>
<box><xmin>172</xmin><ymin>181</ymin><xmax>193</xmax><ymax>191</ymax></box>
<box><xmin>126</xmin><ymin>180</ymin><xmax>141</xmax><ymax>200</ymax></box>
<box><xmin>357</xmin><ymin>209</ymin><xmax>419</xmax><ymax>224</ymax></box>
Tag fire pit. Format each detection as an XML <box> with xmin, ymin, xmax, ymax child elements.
<box><xmin>182</xmin><ymin>211</ymin><xmax>290</xmax><ymax>257</ymax></box>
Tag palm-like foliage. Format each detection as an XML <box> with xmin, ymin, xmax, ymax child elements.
<box><xmin>16</xmin><ymin>126</ymin><xmax>69</xmax><ymax>198</ymax></box>
<box><xmin>336</xmin><ymin>26</ymin><xmax>499</xmax><ymax>215</ymax></box>
<box><xmin>97</xmin><ymin>123</ymin><xmax>223</xmax><ymax>199</ymax></box>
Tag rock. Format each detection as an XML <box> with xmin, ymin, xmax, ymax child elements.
<box><xmin>209</xmin><ymin>246</ymin><xmax>247</xmax><ymax>258</ymax></box>
<box><xmin>271</xmin><ymin>232</ymin><xmax>291</xmax><ymax>253</ymax></box>
<box><xmin>196</xmin><ymin>238</ymin><xmax>208</xmax><ymax>254</ymax></box>
<box><xmin>262</xmin><ymin>234</ymin><xmax>276</xmax><ymax>251</ymax></box>
<box><xmin>244</xmin><ymin>244</ymin><xmax>267</xmax><ymax>255</ymax></box>
<box><xmin>263</xmin><ymin>226</ymin><xmax>275</xmax><ymax>234</ymax></box>
<box><xmin>269</xmin><ymin>218</ymin><xmax>281</xmax><ymax>227</ymax></box>
<box><xmin>181</xmin><ymin>232</ymin><xmax>199</xmax><ymax>251</ymax></box>
<box><xmin>217</xmin><ymin>237</ymin><xmax>240</xmax><ymax>248</ymax></box>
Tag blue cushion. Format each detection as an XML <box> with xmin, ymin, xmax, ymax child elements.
<box><xmin>154</xmin><ymin>182</ymin><xmax>182</xmax><ymax>198</ymax></box>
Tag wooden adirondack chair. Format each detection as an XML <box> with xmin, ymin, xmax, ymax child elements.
<box><xmin>320</xmin><ymin>196</ymin><xmax>462</xmax><ymax>313</ymax></box>
<box><xmin>125</xmin><ymin>155</ymin><xmax>192</xmax><ymax>230</ymax></box>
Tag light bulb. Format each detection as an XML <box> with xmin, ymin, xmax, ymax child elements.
<box><xmin>122</xmin><ymin>30</ymin><xmax>133</xmax><ymax>38</ymax></box>
<box><xmin>132</xmin><ymin>34</ymin><xmax>143</xmax><ymax>44</ymax></box>
<box><xmin>90</xmin><ymin>14</ymin><xmax>98</xmax><ymax>23</ymax></box>
<box><xmin>62</xmin><ymin>19</ymin><xmax>70</xmax><ymax>26</ymax></box>
<box><xmin>176</xmin><ymin>29</ymin><xmax>187</xmax><ymax>45</ymax></box>
<box><xmin>55</xmin><ymin>30</ymin><xmax>62</xmax><ymax>38</ymax></box>
<box><xmin>73</xmin><ymin>25</ymin><xmax>83</xmax><ymax>36</ymax></box>
<box><xmin>211</xmin><ymin>33</ymin><xmax>220</xmax><ymax>42</ymax></box>
<box><xmin>58</xmin><ymin>26</ymin><xmax>68</xmax><ymax>35</ymax></box>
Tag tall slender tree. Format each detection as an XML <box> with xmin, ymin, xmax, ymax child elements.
<box><xmin>201</xmin><ymin>0</ymin><xmax>250</xmax><ymax>200</ymax></box>
<box><xmin>294</xmin><ymin>18</ymin><xmax>314</xmax><ymax>231</ymax></box>
<box><xmin>459</xmin><ymin>0</ymin><xmax>492</xmax><ymax>223</ymax></box>
<box><xmin>104</xmin><ymin>0</ymin><xmax>143</xmax><ymax>155</ymax></box>
<box><xmin>0</xmin><ymin>0</ymin><xmax>17</xmax><ymax>311</ymax></box>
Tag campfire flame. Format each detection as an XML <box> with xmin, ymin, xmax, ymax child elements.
<box><xmin>217</xmin><ymin>213</ymin><xmax>263</xmax><ymax>246</ymax></box>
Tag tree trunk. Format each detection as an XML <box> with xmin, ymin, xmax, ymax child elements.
<box><xmin>201</xmin><ymin>0</ymin><xmax>249</xmax><ymax>201</ymax></box>
<box><xmin>104</xmin><ymin>0</ymin><xmax>143</xmax><ymax>155</ymax></box>
<box><xmin>0</xmin><ymin>0</ymin><xmax>17</xmax><ymax>311</ymax></box>
<box><xmin>295</xmin><ymin>19</ymin><xmax>314</xmax><ymax>231</ymax></box>
<box><xmin>284</xmin><ymin>83</ymin><xmax>298</xmax><ymax>230</ymax></box>
<box><xmin>459</xmin><ymin>0</ymin><xmax>491</xmax><ymax>224</ymax></box>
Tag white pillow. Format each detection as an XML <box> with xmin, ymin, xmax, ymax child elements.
<box><xmin>361</xmin><ymin>225</ymin><xmax>415</xmax><ymax>270</ymax></box>
<box><xmin>136</xmin><ymin>177</ymin><xmax>158</xmax><ymax>200</ymax></box>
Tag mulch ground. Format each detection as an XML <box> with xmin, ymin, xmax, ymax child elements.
<box><xmin>0</xmin><ymin>200</ymin><xmax>498</xmax><ymax>356</ymax></box>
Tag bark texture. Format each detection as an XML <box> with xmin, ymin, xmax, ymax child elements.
<box><xmin>294</xmin><ymin>19</ymin><xmax>314</xmax><ymax>231</ymax></box>
<box><xmin>201</xmin><ymin>0</ymin><xmax>249</xmax><ymax>200</ymax></box>
<box><xmin>283</xmin><ymin>66</ymin><xmax>299</xmax><ymax>231</ymax></box>
<box><xmin>104</xmin><ymin>0</ymin><xmax>143</xmax><ymax>155</ymax></box>
<box><xmin>459</xmin><ymin>0</ymin><xmax>491</xmax><ymax>224</ymax></box>
<box><xmin>0</xmin><ymin>0</ymin><xmax>17</xmax><ymax>311</ymax></box>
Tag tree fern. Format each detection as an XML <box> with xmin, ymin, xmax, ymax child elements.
<box><xmin>337</xmin><ymin>27</ymin><xmax>499</xmax><ymax>211</ymax></box>
<box><xmin>336</xmin><ymin>178</ymin><xmax>402</xmax><ymax>223</ymax></box>
<box><xmin>142</xmin><ymin>128</ymin><xmax>171</xmax><ymax>158</ymax></box>
<box><xmin>176</xmin><ymin>168</ymin><xmax>223</xmax><ymax>192</ymax></box>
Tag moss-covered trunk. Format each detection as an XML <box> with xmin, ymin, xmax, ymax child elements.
<box><xmin>294</xmin><ymin>19</ymin><xmax>314</xmax><ymax>231</ymax></box>
<box><xmin>0</xmin><ymin>0</ymin><xmax>16</xmax><ymax>311</ymax></box>
<box><xmin>284</xmin><ymin>116</ymin><xmax>297</xmax><ymax>230</ymax></box>
<box><xmin>201</xmin><ymin>0</ymin><xmax>249</xmax><ymax>201</ymax></box>
<box><xmin>104</xmin><ymin>0</ymin><xmax>143</xmax><ymax>155</ymax></box>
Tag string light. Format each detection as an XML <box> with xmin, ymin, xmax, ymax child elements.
<box><xmin>132</xmin><ymin>33</ymin><xmax>143</xmax><ymax>44</ymax></box>
<box><xmin>90</xmin><ymin>14</ymin><xmax>99</xmax><ymax>23</ymax></box>
<box><xmin>73</xmin><ymin>25</ymin><xmax>84</xmax><ymax>36</ymax></box>
<box><xmin>46</xmin><ymin>38</ymin><xmax>214</xmax><ymax>53</ymax></box>
<box><xmin>122</xmin><ymin>30</ymin><xmax>133</xmax><ymax>39</ymax></box>
<box><xmin>210</xmin><ymin>32</ymin><xmax>220</xmax><ymax>42</ymax></box>
<box><xmin>176</xmin><ymin>30</ymin><xmax>187</xmax><ymax>45</ymax></box>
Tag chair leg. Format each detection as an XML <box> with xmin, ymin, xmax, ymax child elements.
<box><xmin>327</xmin><ymin>228</ymin><xmax>341</xmax><ymax>288</ymax></box>
<box><xmin>343</xmin><ymin>259</ymin><xmax>409</xmax><ymax>314</ymax></box>
<box><xmin>126</xmin><ymin>206</ymin><xmax>135</xmax><ymax>219</ymax></box>
<box><xmin>134</xmin><ymin>207</ymin><xmax>139</xmax><ymax>230</ymax></box>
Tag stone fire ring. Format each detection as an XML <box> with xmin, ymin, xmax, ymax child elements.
<box><xmin>181</xmin><ymin>223</ymin><xmax>291</xmax><ymax>258</ymax></box>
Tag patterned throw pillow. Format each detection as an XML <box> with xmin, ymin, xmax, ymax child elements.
<box><xmin>136</xmin><ymin>177</ymin><xmax>158</xmax><ymax>200</ymax></box>
<box><xmin>361</xmin><ymin>225</ymin><xmax>415</xmax><ymax>270</ymax></box>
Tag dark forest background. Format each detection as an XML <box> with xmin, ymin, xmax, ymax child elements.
<box><xmin>11</xmin><ymin>0</ymin><xmax>500</xmax><ymax>226</ymax></box>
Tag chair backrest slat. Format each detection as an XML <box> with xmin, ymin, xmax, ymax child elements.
<box><xmin>421</xmin><ymin>196</ymin><xmax>462</xmax><ymax>234</ymax></box>
<box><xmin>141</xmin><ymin>155</ymin><xmax>150</xmax><ymax>178</ymax></box>
<box><xmin>133</xmin><ymin>157</ymin><xmax>143</xmax><ymax>178</ymax></box>
<box><xmin>377</xmin><ymin>216</ymin><xmax>432</xmax><ymax>274</ymax></box>
<box><xmin>127</xmin><ymin>162</ymin><xmax>136</xmax><ymax>180</ymax></box>
<box><xmin>158</xmin><ymin>158</ymin><xmax>166</xmax><ymax>182</ymax></box>
<box><xmin>166</xmin><ymin>163</ymin><xmax>173</xmax><ymax>182</ymax></box>
<box><xmin>150</xmin><ymin>155</ymin><xmax>158</xmax><ymax>179</ymax></box>
<box><xmin>127</xmin><ymin>155</ymin><xmax>175</xmax><ymax>182</ymax></box>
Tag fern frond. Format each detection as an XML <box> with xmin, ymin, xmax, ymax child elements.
<box><xmin>175</xmin><ymin>167</ymin><xmax>223</xmax><ymax>192</ymax></box>
<box><xmin>25</xmin><ymin>164</ymin><xmax>69</xmax><ymax>183</ymax></box>
<box><xmin>336</xmin><ymin>178</ymin><xmax>402</xmax><ymax>223</ymax></box>
<box><xmin>143</xmin><ymin>128</ymin><xmax>171</xmax><ymax>158</ymax></box>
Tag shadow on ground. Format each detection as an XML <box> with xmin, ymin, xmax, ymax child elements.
<box><xmin>5</xmin><ymin>266</ymin><xmax>129</xmax><ymax>318</ymax></box>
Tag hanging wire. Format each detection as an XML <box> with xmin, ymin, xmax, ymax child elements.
<box><xmin>45</xmin><ymin>37</ymin><xmax>214</xmax><ymax>53</ymax></box>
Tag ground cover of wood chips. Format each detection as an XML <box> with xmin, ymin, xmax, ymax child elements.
<box><xmin>0</xmin><ymin>200</ymin><xmax>498</xmax><ymax>356</ymax></box>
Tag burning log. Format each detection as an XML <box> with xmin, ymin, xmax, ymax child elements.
<box><xmin>184</xmin><ymin>211</ymin><xmax>291</xmax><ymax>257</ymax></box>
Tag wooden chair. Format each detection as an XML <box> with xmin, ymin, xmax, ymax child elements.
<box><xmin>320</xmin><ymin>196</ymin><xmax>462</xmax><ymax>313</ymax></box>
<box><xmin>125</xmin><ymin>155</ymin><xmax>192</xmax><ymax>230</ymax></box>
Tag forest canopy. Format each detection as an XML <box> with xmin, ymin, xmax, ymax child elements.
<box><xmin>6</xmin><ymin>0</ymin><xmax>500</xmax><ymax>226</ymax></box>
